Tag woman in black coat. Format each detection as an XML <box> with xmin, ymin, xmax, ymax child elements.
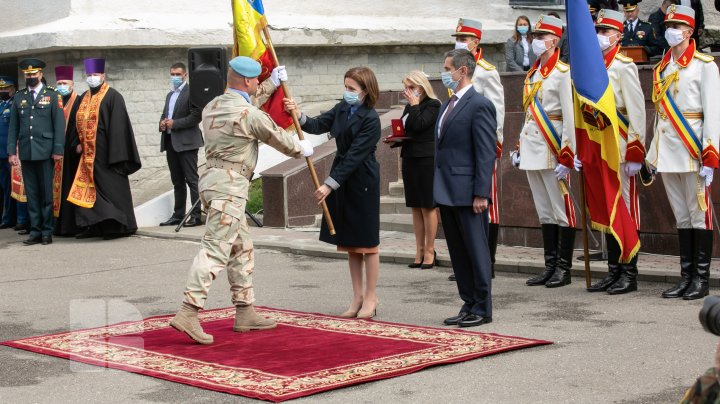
<box><xmin>284</xmin><ymin>67</ymin><xmax>381</xmax><ymax>319</ymax></box>
<box><xmin>385</xmin><ymin>71</ymin><xmax>440</xmax><ymax>269</ymax></box>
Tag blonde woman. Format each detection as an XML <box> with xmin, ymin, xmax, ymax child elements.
<box><xmin>386</xmin><ymin>71</ymin><xmax>441</xmax><ymax>269</ymax></box>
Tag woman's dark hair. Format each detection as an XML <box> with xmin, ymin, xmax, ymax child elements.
<box><xmin>344</xmin><ymin>67</ymin><xmax>380</xmax><ymax>108</ymax></box>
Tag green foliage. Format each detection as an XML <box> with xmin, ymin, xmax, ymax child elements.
<box><xmin>246</xmin><ymin>178</ymin><xmax>263</xmax><ymax>214</ymax></box>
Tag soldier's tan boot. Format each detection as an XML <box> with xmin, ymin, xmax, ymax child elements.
<box><xmin>233</xmin><ymin>304</ymin><xmax>277</xmax><ymax>332</ymax></box>
<box><xmin>169</xmin><ymin>302</ymin><xmax>214</xmax><ymax>344</ymax></box>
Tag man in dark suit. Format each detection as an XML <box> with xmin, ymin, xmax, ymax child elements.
<box><xmin>159</xmin><ymin>62</ymin><xmax>203</xmax><ymax>226</ymax></box>
<box><xmin>435</xmin><ymin>49</ymin><xmax>497</xmax><ymax>328</ymax></box>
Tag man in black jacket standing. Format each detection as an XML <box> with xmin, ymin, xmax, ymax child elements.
<box><xmin>159</xmin><ymin>62</ymin><xmax>203</xmax><ymax>227</ymax></box>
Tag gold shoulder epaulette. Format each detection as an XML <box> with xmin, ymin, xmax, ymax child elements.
<box><xmin>615</xmin><ymin>53</ymin><xmax>633</xmax><ymax>63</ymax></box>
<box><xmin>477</xmin><ymin>59</ymin><xmax>496</xmax><ymax>71</ymax></box>
<box><xmin>694</xmin><ymin>52</ymin><xmax>714</xmax><ymax>63</ymax></box>
<box><xmin>556</xmin><ymin>60</ymin><xmax>570</xmax><ymax>72</ymax></box>
<box><xmin>46</xmin><ymin>86</ymin><xmax>57</xmax><ymax>91</ymax></box>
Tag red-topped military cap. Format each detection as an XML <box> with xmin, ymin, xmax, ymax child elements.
<box><xmin>595</xmin><ymin>9</ymin><xmax>625</xmax><ymax>32</ymax></box>
<box><xmin>451</xmin><ymin>18</ymin><xmax>482</xmax><ymax>40</ymax></box>
<box><xmin>665</xmin><ymin>4</ymin><xmax>695</xmax><ymax>29</ymax></box>
<box><xmin>534</xmin><ymin>15</ymin><xmax>563</xmax><ymax>37</ymax></box>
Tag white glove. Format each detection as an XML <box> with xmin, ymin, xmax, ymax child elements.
<box><xmin>297</xmin><ymin>138</ymin><xmax>313</xmax><ymax>157</ymax></box>
<box><xmin>573</xmin><ymin>156</ymin><xmax>582</xmax><ymax>172</ymax></box>
<box><xmin>624</xmin><ymin>161</ymin><xmax>642</xmax><ymax>177</ymax></box>
<box><xmin>270</xmin><ymin>66</ymin><xmax>287</xmax><ymax>87</ymax></box>
<box><xmin>554</xmin><ymin>164</ymin><xmax>570</xmax><ymax>180</ymax></box>
<box><xmin>511</xmin><ymin>151</ymin><xmax>520</xmax><ymax>168</ymax></box>
<box><xmin>700</xmin><ymin>166</ymin><xmax>714</xmax><ymax>187</ymax></box>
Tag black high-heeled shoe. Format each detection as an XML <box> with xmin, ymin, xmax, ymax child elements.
<box><xmin>408</xmin><ymin>261</ymin><xmax>423</xmax><ymax>268</ymax></box>
<box><xmin>420</xmin><ymin>251</ymin><xmax>437</xmax><ymax>269</ymax></box>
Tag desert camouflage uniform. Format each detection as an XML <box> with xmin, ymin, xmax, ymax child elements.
<box><xmin>681</xmin><ymin>367</ymin><xmax>720</xmax><ymax>403</ymax></box>
<box><xmin>182</xmin><ymin>84</ymin><xmax>302</xmax><ymax>309</ymax></box>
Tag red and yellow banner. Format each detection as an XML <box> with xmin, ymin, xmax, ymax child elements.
<box><xmin>231</xmin><ymin>0</ymin><xmax>293</xmax><ymax>129</ymax></box>
<box><xmin>568</xmin><ymin>0</ymin><xmax>640</xmax><ymax>263</ymax></box>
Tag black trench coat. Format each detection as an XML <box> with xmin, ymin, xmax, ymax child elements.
<box><xmin>302</xmin><ymin>101</ymin><xmax>381</xmax><ymax>248</ymax></box>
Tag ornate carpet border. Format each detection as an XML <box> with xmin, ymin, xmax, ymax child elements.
<box><xmin>2</xmin><ymin>307</ymin><xmax>552</xmax><ymax>402</ymax></box>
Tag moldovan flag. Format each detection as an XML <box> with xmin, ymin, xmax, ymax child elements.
<box><xmin>567</xmin><ymin>0</ymin><xmax>640</xmax><ymax>263</ymax></box>
<box><xmin>231</xmin><ymin>0</ymin><xmax>293</xmax><ymax>129</ymax></box>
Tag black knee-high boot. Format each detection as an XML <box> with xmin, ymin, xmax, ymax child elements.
<box><xmin>546</xmin><ymin>226</ymin><xmax>576</xmax><ymax>288</ymax></box>
<box><xmin>526</xmin><ymin>224</ymin><xmax>559</xmax><ymax>286</ymax></box>
<box><xmin>587</xmin><ymin>233</ymin><xmax>622</xmax><ymax>292</ymax></box>
<box><xmin>683</xmin><ymin>229</ymin><xmax>712</xmax><ymax>300</ymax></box>
<box><xmin>662</xmin><ymin>229</ymin><xmax>695</xmax><ymax>298</ymax></box>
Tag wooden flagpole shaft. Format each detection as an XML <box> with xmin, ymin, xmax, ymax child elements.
<box><xmin>579</xmin><ymin>171</ymin><xmax>591</xmax><ymax>288</ymax></box>
<box><xmin>261</xmin><ymin>26</ymin><xmax>335</xmax><ymax>235</ymax></box>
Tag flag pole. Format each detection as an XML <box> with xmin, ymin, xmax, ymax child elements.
<box><xmin>260</xmin><ymin>25</ymin><xmax>336</xmax><ymax>235</ymax></box>
<box><xmin>579</xmin><ymin>171</ymin><xmax>592</xmax><ymax>288</ymax></box>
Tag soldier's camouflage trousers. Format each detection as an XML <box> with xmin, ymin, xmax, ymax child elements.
<box><xmin>183</xmin><ymin>192</ymin><xmax>254</xmax><ymax>308</ymax></box>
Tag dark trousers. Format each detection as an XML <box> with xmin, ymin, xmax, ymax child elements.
<box><xmin>439</xmin><ymin>205</ymin><xmax>493</xmax><ymax>317</ymax></box>
<box><xmin>21</xmin><ymin>159</ymin><xmax>54</xmax><ymax>237</ymax></box>
<box><xmin>0</xmin><ymin>158</ymin><xmax>15</xmax><ymax>225</ymax></box>
<box><xmin>165</xmin><ymin>140</ymin><xmax>200</xmax><ymax>219</ymax></box>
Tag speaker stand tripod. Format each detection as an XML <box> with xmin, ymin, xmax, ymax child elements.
<box><xmin>174</xmin><ymin>199</ymin><xmax>263</xmax><ymax>232</ymax></box>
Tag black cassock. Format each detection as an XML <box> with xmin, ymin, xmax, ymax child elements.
<box><xmin>73</xmin><ymin>86</ymin><xmax>141</xmax><ymax>237</ymax></box>
<box><xmin>55</xmin><ymin>93</ymin><xmax>82</xmax><ymax>236</ymax></box>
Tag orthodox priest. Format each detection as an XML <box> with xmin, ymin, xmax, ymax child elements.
<box><xmin>70</xmin><ymin>58</ymin><xmax>141</xmax><ymax>239</ymax></box>
<box><xmin>54</xmin><ymin>65</ymin><xmax>83</xmax><ymax>236</ymax></box>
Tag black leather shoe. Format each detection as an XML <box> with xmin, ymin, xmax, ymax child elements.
<box><xmin>448</xmin><ymin>274</ymin><xmax>456</xmax><ymax>281</ymax></box>
<box><xmin>443</xmin><ymin>312</ymin><xmax>468</xmax><ymax>326</ymax></box>
<box><xmin>17</xmin><ymin>229</ymin><xmax>30</xmax><ymax>235</ymax></box>
<box><xmin>0</xmin><ymin>223</ymin><xmax>15</xmax><ymax>229</ymax></box>
<box><xmin>183</xmin><ymin>217</ymin><xmax>203</xmax><ymax>227</ymax></box>
<box><xmin>458</xmin><ymin>314</ymin><xmax>492</xmax><ymax>328</ymax></box>
<box><xmin>23</xmin><ymin>236</ymin><xmax>42</xmax><ymax>245</ymax></box>
<box><xmin>408</xmin><ymin>262</ymin><xmax>423</xmax><ymax>268</ymax></box>
<box><xmin>14</xmin><ymin>223</ymin><xmax>28</xmax><ymax>231</ymax></box>
<box><xmin>159</xmin><ymin>217</ymin><xmax>182</xmax><ymax>226</ymax></box>
<box><xmin>41</xmin><ymin>236</ymin><xmax>52</xmax><ymax>245</ymax></box>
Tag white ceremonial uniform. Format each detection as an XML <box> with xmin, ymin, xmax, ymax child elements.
<box><xmin>647</xmin><ymin>42</ymin><xmax>720</xmax><ymax>229</ymax></box>
<box><xmin>518</xmin><ymin>49</ymin><xmax>576</xmax><ymax>227</ymax></box>
<box><xmin>472</xmin><ymin>54</ymin><xmax>505</xmax><ymax>224</ymax></box>
<box><xmin>606</xmin><ymin>47</ymin><xmax>646</xmax><ymax>228</ymax></box>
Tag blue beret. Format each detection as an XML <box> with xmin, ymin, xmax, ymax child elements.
<box><xmin>229</xmin><ymin>56</ymin><xmax>261</xmax><ymax>78</ymax></box>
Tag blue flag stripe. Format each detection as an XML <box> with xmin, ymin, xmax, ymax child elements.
<box><xmin>567</xmin><ymin>0</ymin><xmax>608</xmax><ymax>102</ymax></box>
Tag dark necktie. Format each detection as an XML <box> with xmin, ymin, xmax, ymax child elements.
<box><xmin>439</xmin><ymin>95</ymin><xmax>458</xmax><ymax>137</ymax></box>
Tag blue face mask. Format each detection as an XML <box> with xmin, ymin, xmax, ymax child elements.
<box><xmin>56</xmin><ymin>84</ymin><xmax>71</xmax><ymax>96</ymax></box>
<box><xmin>343</xmin><ymin>90</ymin><xmax>361</xmax><ymax>105</ymax></box>
<box><xmin>517</xmin><ymin>26</ymin><xmax>529</xmax><ymax>35</ymax></box>
<box><xmin>441</xmin><ymin>70</ymin><xmax>459</xmax><ymax>91</ymax></box>
<box><xmin>170</xmin><ymin>76</ymin><xmax>184</xmax><ymax>89</ymax></box>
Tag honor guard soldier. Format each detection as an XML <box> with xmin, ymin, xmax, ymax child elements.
<box><xmin>7</xmin><ymin>58</ymin><xmax>65</xmax><ymax>246</ymax></box>
<box><xmin>647</xmin><ymin>5</ymin><xmax>720</xmax><ymax>300</ymax></box>
<box><xmin>170</xmin><ymin>56</ymin><xmax>313</xmax><ymax>344</ymax></box>
<box><xmin>449</xmin><ymin>18</ymin><xmax>505</xmax><ymax>280</ymax></box>
<box><xmin>512</xmin><ymin>15</ymin><xmax>576</xmax><ymax>288</ymax></box>
<box><xmin>580</xmin><ymin>9</ymin><xmax>646</xmax><ymax>294</ymax></box>
<box><xmin>619</xmin><ymin>0</ymin><xmax>658</xmax><ymax>56</ymax></box>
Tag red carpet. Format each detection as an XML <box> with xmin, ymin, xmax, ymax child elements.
<box><xmin>2</xmin><ymin>307</ymin><xmax>551</xmax><ymax>402</ymax></box>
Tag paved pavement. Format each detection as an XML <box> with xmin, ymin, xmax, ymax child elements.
<box><xmin>138</xmin><ymin>224</ymin><xmax>720</xmax><ymax>286</ymax></box>
<box><xmin>1</xmin><ymin>227</ymin><xmax>718</xmax><ymax>403</ymax></box>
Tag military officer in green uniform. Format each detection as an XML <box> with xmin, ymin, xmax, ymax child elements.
<box><xmin>169</xmin><ymin>56</ymin><xmax>314</xmax><ymax>344</ymax></box>
<box><xmin>619</xmin><ymin>0</ymin><xmax>659</xmax><ymax>56</ymax></box>
<box><xmin>7</xmin><ymin>58</ymin><xmax>65</xmax><ymax>246</ymax></box>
